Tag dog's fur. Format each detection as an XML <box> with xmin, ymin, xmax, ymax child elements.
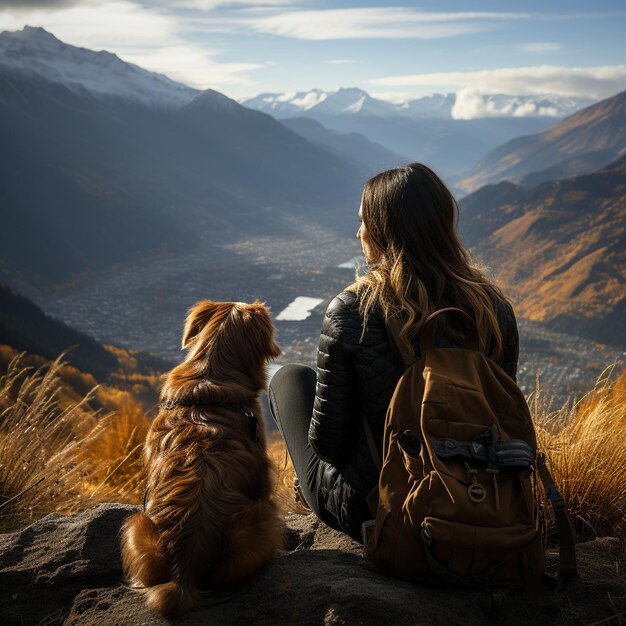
<box><xmin>120</xmin><ymin>300</ymin><xmax>283</xmax><ymax>616</ymax></box>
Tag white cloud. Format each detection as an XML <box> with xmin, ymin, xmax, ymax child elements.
<box><xmin>162</xmin><ymin>0</ymin><xmax>296</xmax><ymax>9</ymax></box>
<box><xmin>369</xmin><ymin>65</ymin><xmax>626</xmax><ymax>99</ymax></box>
<box><xmin>327</xmin><ymin>59</ymin><xmax>355</xmax><ymax>65</ymax></box>
<box><xmin>0</xmin><ymin>0</ymin><xmax>264</xmax><ymax>88</ymax></box>
<box><xmin>520</xmin><ymin>42</ymin><xmax>562</xmax><ymax>53</ymax></box>
<box><xmin>450</xmin><ymin>89</ymin><xmax>563</xmax><ymax>119</ymax></box>
<box><xmin>240</xmin><ymin>8</ymin><xmax>531</xmax><ymax>40</ymax></box>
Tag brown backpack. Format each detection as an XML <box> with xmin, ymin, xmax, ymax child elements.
<box><xmin>363</xmin><ymin>308</ymin><xmax>577</xmax><ymax>590</ymax></box>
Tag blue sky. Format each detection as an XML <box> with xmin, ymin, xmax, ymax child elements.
<box><xmin>1</xmin><ymin>0</ymin><xmax>625</xmax><ymax>101</ymax></box>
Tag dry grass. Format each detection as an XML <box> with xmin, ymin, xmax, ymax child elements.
<box><xmin>532</xmin><ymin>366</ymin><xmax>626</xmax><ymax>543</ymax></box>
<box><xmin>0</xmin><ymin>354</ymin><xmax>95</xmax><ymax>529</ymax></box>
<box><xmin>0</xmin><ymin>354</ymin><xmax>149</xmax><ymax>531</ymax></box>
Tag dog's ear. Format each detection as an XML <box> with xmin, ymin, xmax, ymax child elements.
<box><xmin>236</xmin><ymin>302</ymin><xmax>281</xmax><ymax>360</ymax></box>
<box><xmin>182</xmin><ymin>300</ymin><xmax>226</xmax><ymax>349</ymax></box>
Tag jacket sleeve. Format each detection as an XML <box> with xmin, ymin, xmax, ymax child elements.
<box><xmin>309</xmin><ymin>295</ymin><xmax>357</xmax><ymax>467</ymax></box>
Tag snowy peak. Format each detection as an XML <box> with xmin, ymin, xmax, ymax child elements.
<box><xmin>315</xmin><ymin>87</ymin><xmax>397</xmax><ymax>116</ymax></box>
<box><xmin>242</xmin><ymin>87</ymin><xmax>397</xmax><ymax>118</ymax></box>
<box><xmin>0</xmin><ymin>26</ymin><xmax>198</xmax><ymax>108</ymax></box>
<box><xmin>243</xmin><ymin>89</ymin><xmax>328</xmax><ymax>116</ymax></box>
<box><xmin>401</xmin><ymin>93</ymin><xmax>456</xmax><ymax>118</ymax></box>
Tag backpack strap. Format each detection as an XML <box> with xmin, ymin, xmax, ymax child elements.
<box><xmin>362</xmin><ymin>415</ymin><xmax>382</xmax><ymax>472</ymax></box>
<box><xmin>536</xmin><ymin>452</ymin><xmax>579</xmax><ymax>579</ymax></box>
<box><xmin>419</xmin><ymin>307</ymin><xmax>480</xmax><ymax>354</ymax></box>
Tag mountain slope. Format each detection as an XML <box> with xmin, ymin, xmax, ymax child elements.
<box><xmin>459</xmin><ymin>90</ymin><xmax>626</xmax><ymax>192</ymax></box>
<box><xmin>0</xmin><ymin>283</ymin><xmax>168</xmax><ymax>380</ymax></box>
<box><xmin>460</xmin><ymin>157</ymin><xmax>626</xmax><ymax>347</ymax></box>
<box><xmin>281</xmin><ymin>117</ymin><xmax>409</xmax><ymax>173</ymax></box>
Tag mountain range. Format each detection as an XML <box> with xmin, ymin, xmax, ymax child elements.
<box><xmin>243</xmin><ymin>88</ymin><xmax>590</xmax><ymax>180</ymax></box>
<box><xmin>242</xmin><ymin>88</ymin><xmax>590</xmax><ymax>121</ymax></box>
<box><xmin>460</xmin><ymin>156</ymin><xmax>626</xmax><ymax>347</ymax></box>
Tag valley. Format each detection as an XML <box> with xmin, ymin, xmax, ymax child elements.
<box><xmin>41</xmin><ymin>220</ymin><xmax>625</xmax><ymax>409</ymax></box>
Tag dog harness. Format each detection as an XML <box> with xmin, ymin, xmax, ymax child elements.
<box><xmin>160</xmin><ymin>400</ymin><xmax>259</xmax><ymax>442</ymax></box>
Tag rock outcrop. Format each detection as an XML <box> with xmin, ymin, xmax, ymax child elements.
<box><xmin>0</xmin><ymin>504</ymin><xmax>623</xmax><ymax>625</ymax></box>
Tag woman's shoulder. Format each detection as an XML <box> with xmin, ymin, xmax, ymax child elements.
<box><xmin>322</xmin><ymin>289</ymin><xmax>386</xmax><ymax>345</ymax></box>
<box><xmin>325</xmin><ymin>289</ymin><xmax>359</xmax><ymax>316</ymax></box>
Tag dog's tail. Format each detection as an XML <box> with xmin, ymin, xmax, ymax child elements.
<box><xmin>144</xmin><ymin>580</ymin><xmax>205</xmax><ymax>616</ymax></box>
<box><xmin>121</xmin><ymin>510</ymin><xmax>220</xmax><ymax>616</ymax></box>
<box><xmin>121</xmin><ymin>511</ymin><xmax>170</xmax><ymax>590</ymax></box>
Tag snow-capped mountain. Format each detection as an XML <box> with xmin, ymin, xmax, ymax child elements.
<box><xmin>242</xmin><ymin>88</ymin><xmax>594</xmax><ymax>121</ymax></box>
<box><xmin>244</xmin><ymin>88</ymin><xmax>398</xmax><ymax>118</ymax></box>
<box><xmin>243</xmin><ymin>88</ymin><xmax>329</xmax><ymax>116</ymax></box>
<box><xmin>0</xmin><ymin>26</ymin><xmax>198</xmax><ymax>108</ymax></box>
<box><xmin>400</xmin><ymin>93</ymin><xmax>457</xmax><ymax>119</ymax></box>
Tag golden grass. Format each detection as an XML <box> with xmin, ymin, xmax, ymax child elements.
<box><xmin>0</xmin><ymin>351</ymin><xmax>624</xmax><ymax>546</ymax></box>
<box><xmin>0</xmin><ymin>354</ymin><xmax>149</xmax><ymax>531</ymax></box>
<box><xmin>532</xmin><ymin>366</ymin><xmax>626</xmax><ymax>543</ymax></box>
<box><xmin>0</xmin><ymin>354</ymin><xmax>96</xmax><ymax>529</ymax></box>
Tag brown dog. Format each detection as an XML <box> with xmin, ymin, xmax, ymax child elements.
<box><xmin>120</xmin><ymin>300</ymin><xmax>283</xmax><ymax>616</ymax></box>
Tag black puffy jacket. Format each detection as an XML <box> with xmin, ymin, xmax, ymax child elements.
<box><xmin>308</xmin><ymin>289</ymin><xmax>519</xmax><ymax>540</ymax></box>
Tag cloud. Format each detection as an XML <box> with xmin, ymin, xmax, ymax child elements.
<box><xmin>451</xmin><ymin>89</ymin><xmax>562</xmax><ymax>119</ymax></box>
<box><xmin>0</xmin><ymin>0</ymin><xmax>265</xmax><ymax>89</ymax></box>
<box><xmin>327</xmin><ymin>59</ymin><xmax>355</xmax><ymax>65</ymax></box>
<box><xmin>369</xmin><ymin>65</ymin><xmax>626</xmax><ymax>99</ymax></box>
<box><xmin>240</xmin><ymin>8</ymin><xmax>531</xmax><ymax>40</ymax></box>
<box><xmin>520</xmin><ymin>42</ymin><xmax>562</xmax><ymax>53</ymax></box>
<box><xmin>0</xmin><ymin>0</ymin><xmax>93</xmax><ymax>8</ymax></box>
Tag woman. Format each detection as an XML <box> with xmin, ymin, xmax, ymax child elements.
<box><xmin>268</xmin><ymin>163</ymin><xmax>519</xmax><ymax>542</ymax></box>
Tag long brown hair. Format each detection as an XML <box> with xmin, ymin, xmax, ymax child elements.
<box><xmin>351</xmin><ymin>163</ymin><xmax>506</xmax><ymax>359</ymax></box>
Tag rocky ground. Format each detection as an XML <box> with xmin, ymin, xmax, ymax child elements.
<box><xmin>0</xmin><ymin>504</ymin><xmax>624</xmax><ymax>625</ymax></box>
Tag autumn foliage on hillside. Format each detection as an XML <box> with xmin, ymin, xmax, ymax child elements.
<box><xmin>0</xmin><ymin>352</ymin><xmax>624</xmax><ymax>545</ymax></box>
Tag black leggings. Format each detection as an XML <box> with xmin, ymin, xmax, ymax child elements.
<box><xmin>268</xmin><ymin>363</ymin><xmax>344</xmax><ymax>533</ymax></box>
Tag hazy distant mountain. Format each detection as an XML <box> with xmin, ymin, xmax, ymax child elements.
<box><xmin>460</xmin><ymin>157</ymin><xmax>626</xmax><ymax>347</ymax></box>
<box><xmin>304</xmin><ymin>114</ymin><xmax>558</xmax><ymax>181</ymax></box>
<box><xmin>243</xmin><ymin>88</ymin><xmax>584</xmax><ymax>180</ymax></box>
<box><xmin>0</xmin><ymin>26</ymin><xmax>198</xmax><ymax>108</ymax></box>
<box><xmin>281</xmin><ymin>117</ymin><xmax>409</xmax><ymax>173</ymax></box>
<box><xmin>401</xmin><ymin>93</ymin><xmax>456</xmax><ymax>119</ymax></box>
<box><xmin>0</xmin><ymin>28</ymin><xmax>367</xmax><ymax>290</ymax></box>
<box><xmin>243</xmin><ymin>88</ymin><xmax>590</xmax><ymax>122</ymax></box>
<box><xmin>459</xmin><ymin>91</ymin><xmax>626</xmax><ymax>192</ymax></box>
